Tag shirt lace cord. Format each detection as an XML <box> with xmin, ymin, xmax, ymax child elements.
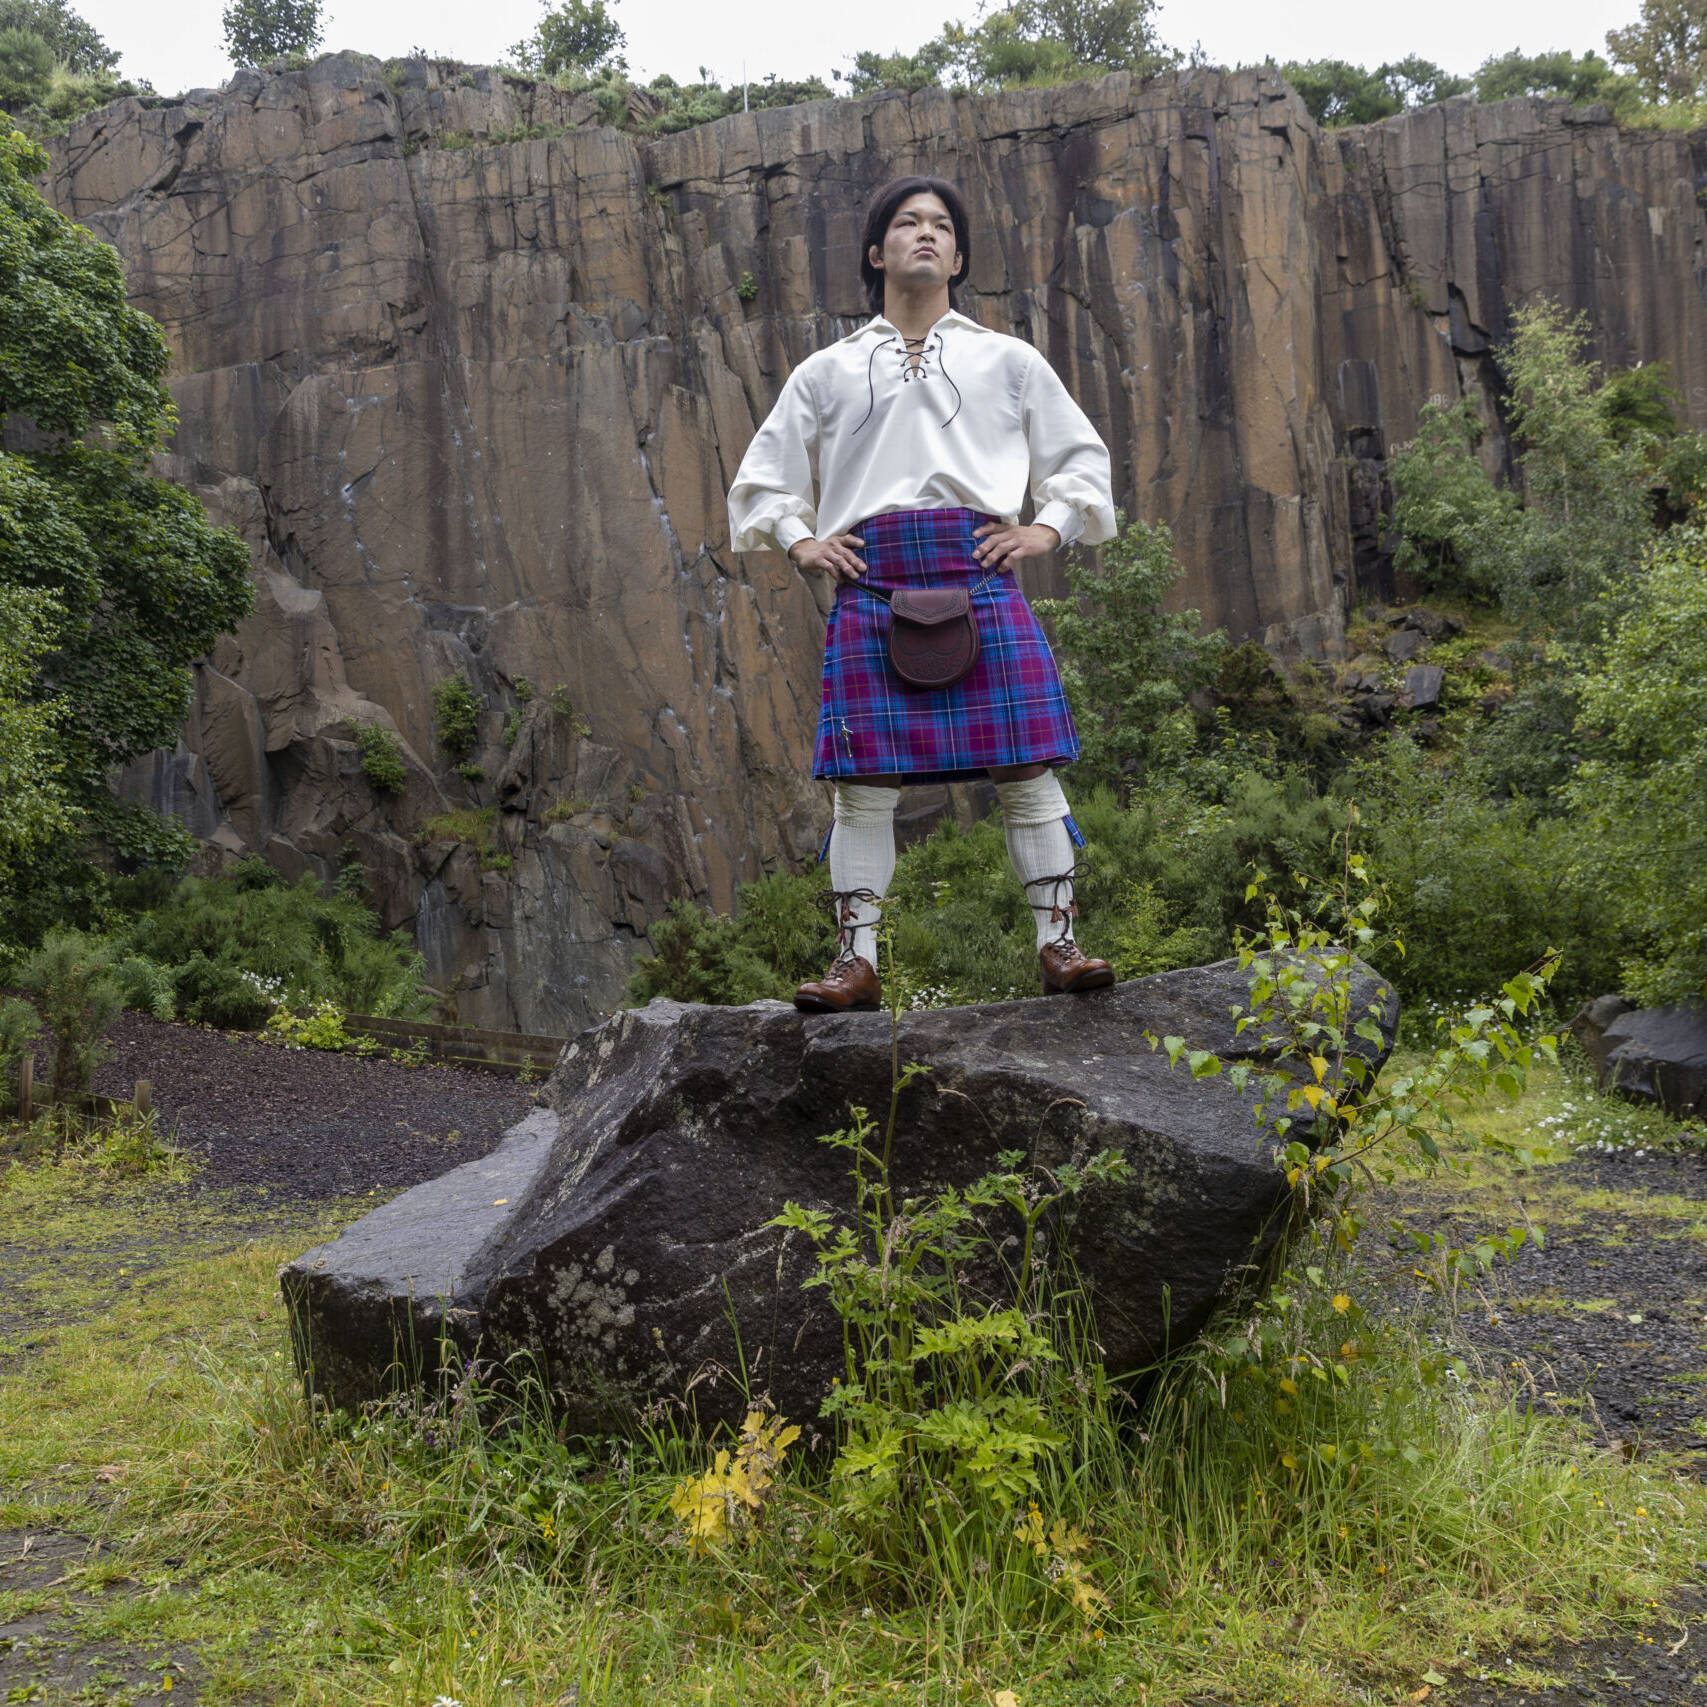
<box><xmin>851</xmin><ymin>334</ymin><xmax>962</xmax><ymax>434</ymax></box>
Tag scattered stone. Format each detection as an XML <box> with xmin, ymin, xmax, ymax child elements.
<box><xmin>283</xmin><ymin>963</ymin><xmax>1400</xmax><ymax>1431</ymax></box>
<box><xmin>1360</xmin><ymin>693</ymin><xmax>1395</xmax><ymax>725</ymax></box>
<box><xmin>1399</xmin><ymin>664</ymin><xmax>1445</xmax><ymax>709</ymax></box>
<box><xmin>1385</xmin><ymin>629</ymin><xmax>1430</xmax><ymax>664</ymax></box>
<box><xmin>1404</xmin><ymin>608</ymin><xmax>1462</xmax><ymax>641</ymax></box>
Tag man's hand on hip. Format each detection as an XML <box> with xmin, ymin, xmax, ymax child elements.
<box><xmin>788</xmin><ymin>533</ymin><xmax>868</xmax><ymax>584</ymax></box>
<box><xmin>972</xmin><ymin>521</ymin><xmax>1060</xmax><ymax>569</ymax></box>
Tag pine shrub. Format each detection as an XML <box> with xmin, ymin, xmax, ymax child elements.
<box><xmin>18</xmin><ymin>927</ymin><xmax>123</xmax><ymax>1103</ymax></box>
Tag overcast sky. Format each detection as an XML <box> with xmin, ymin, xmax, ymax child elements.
<box><xmin>76</xmin><ymin>0</ymin><xmax>1637</xmax><ymax>101</ymax></box>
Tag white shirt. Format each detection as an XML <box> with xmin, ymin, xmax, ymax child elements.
<box><xmin>726</xmin><ymin>310</ymin><xmax>1117</xmax><ymax>555</ymax></box>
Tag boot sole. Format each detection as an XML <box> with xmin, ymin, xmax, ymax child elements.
<box><xmin>1041</xmin><ymin>968</ymin><xmax>1116</xmax><ymax>996</ymax></box>
<box><xmin>793</xmin><ymin>994</ymin><xmax>883</xmax><ymax>1013</ymax></box>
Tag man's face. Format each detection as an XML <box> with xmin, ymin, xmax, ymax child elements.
<box><xmin>872</xmin><ymin>192</ymin><xmax>963</xmax><ymax>295</ymax></box>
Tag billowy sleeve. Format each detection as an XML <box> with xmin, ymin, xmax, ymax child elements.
<box><xmin>1020</xmin><ymin>351</ymin><xmax>1117</xmax><ymax>547</ymax></box>
<box><xmin>727</xmin><ymin>363</ymin><xmax>820</xmax><ymax>555</ymax></box>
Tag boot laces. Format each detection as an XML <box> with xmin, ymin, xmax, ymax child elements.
<box><xmin>824</xmin><ymin>886</ymin><xmax>883</xmax><ymax>960</ymax></box>
<box><xmin>1022</xmin><ymin>861</ymin><xmax>1086</xmax><ymax>947</ymax></box>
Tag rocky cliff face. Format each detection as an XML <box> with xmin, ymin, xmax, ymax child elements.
<box><xmin>46</xmin><ymin>58</ymin><xmax>1707</xmax><ymax>1032</ymax></box>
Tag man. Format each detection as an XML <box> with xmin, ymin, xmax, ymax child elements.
<box><xmin>728</xmin><ymin>174</ymin><xmax>1118</xmax><ymax>1012</ymax></box>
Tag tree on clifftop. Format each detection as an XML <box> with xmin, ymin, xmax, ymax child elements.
<box><xmin>511</xmin><ymin>0</ymin><xmax>626</xmax><ymax>77</ymax></box>
<box><xmin>0</xmin><ymin>26</ymin><xmax>52</xmax><ymax>111</ymax></box>
<box><xmin>1474</xmin><ymin>48</ymin><xmax>1632</xmax><ymax>107</ymax></box>
<box><xmin>0</xmin><ymin>0</ymin><xmax>117</xmax><ymax>75</ymax></box>
<box><xmin>1607</xmin><ymin>0</ymin><xmax>1707</xmax><ymax>101</ymax></box>
<box><xmin>841</xmin><ymin>0</ymin><xmax>1173</xmax><ymax>94</ymax></box>
<box><xmin>1277</xmin><ymin>57</ymin><xmax>1468</xmax><ymax>126</ymax></box>
<box><xmin>221</xmin><ymin>0</ymin><xmax>322</xmax><ymax>68</ymax></box>
<box><xmin>0</xmin><ymin>128</ymin><xmax>253</xmax><ymax>940</ymax></box>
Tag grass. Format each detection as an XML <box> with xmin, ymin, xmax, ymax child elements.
<box><xmin>2</xmin><ymin>1069</ymin><xmax>1705</xmax><ymax>1704</ymax></box>
<box><xmin>417</xmin><ymin>807</ymin><xmax>511</xmax><ymax>873</ymax></box>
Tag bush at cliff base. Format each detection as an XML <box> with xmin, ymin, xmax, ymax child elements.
<box><xmin>0</xmin><ymin>125</ymin><xmax>253</xmax><ymax>946</ymax></box>
<box><xmin>106</xmin><ymin>856</ymin><xmax>428</xmax><ymax>1027</ymax></box>
<box><xmin>1564</xmin><ymin>527</ymin><xmax>1707</xmax><ymax>1006</ymax></box>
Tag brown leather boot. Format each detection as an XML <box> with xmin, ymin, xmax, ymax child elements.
<box><xmin>1039</xmin><ymin>938</ymin><xmax>1115</xmax><ymax>995</ymax></box>
<box><xmin>794</xmin><ymin>951</ymin><xmax>882</xmax><ymax>1013</ymax></box>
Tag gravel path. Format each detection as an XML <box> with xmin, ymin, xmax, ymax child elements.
<box><xmin>1394</xmin><ymin>1148</ymin><xmax>1707</xmax><ymax>1466</ymax></box>
<box><xmin>87</xmin><ymin>1011</ymin><xmax>535</xmax><ymax>1199</ymax></box>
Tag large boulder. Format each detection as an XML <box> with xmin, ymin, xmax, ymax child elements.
<box><xmin>282</xmin><ymin>960</ymin><xmax>1399</xmax><ymax>1430</ymax></box>
<box><xmin>1571</xmin><ymin>997</ymin><xmax>1707</xmax><ymax>1118</ymax></box>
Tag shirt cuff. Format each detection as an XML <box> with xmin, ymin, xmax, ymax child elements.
<box><xmin>1034</xmin><ymin>500</ymin><xmax>1082</xmax><ymax>548</ymax></box>
<box><xmin>773</xmin><ymin>515</ymin><xmax>815</xmax><ymax>556</ymax></box>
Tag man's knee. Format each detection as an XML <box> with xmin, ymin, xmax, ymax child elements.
<box><xmin>988</xmin><ymin>762</ymin><xmax>1047</xmax><ymax>783</ymax></box>
<box><xmin>994</xmin><ymin>770</ymin><xmax>1070</xmax><ymax>826</ymax></box>
<box><xmin>834</xmin><ymin>782</ymin><xmax>901</xmax><ymax>824</ymax></box>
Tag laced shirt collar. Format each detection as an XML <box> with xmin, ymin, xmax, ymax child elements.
<box><xmin>838</xmin><ymin>308</ymin><xmax>988</xmax><ymax>344</ymax></box>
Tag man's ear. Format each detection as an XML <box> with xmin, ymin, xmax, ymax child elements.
<box><xmin>951</xmin><ymin>249</ymin><xmax>964</xmax><ymax>280</ymax></box>
<box><xmin>868</xmin><ymin>243</ymin><xmax>885</xmax><ymax>273</ymax></box>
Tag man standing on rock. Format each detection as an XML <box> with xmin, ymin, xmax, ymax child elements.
<box><xmin>728</xmin><ymin>175</ymin><xmax>1119</xmax><ymax>1012</ymax></box>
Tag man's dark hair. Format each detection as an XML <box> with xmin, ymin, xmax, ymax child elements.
<box><xmin>859</xmin><ymin>175</ymin><xmax>972</xmax><ymax>315</ymax></box>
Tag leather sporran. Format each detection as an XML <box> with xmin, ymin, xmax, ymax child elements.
<box><xmin>854</xmin><ymin>581</ymin><xmax>986</xmax><ymax>690</ymax></box>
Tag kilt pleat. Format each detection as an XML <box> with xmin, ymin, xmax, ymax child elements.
<box><xmin>811</xmin><ymin>508</ymin><xmax>1079</xmax><ymax>784</ymax></box>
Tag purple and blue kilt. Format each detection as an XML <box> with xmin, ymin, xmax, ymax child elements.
<box><xmin>811</xmin><ymin>508</ymin><xmax>1079</xmax><ymax>784</ymax></box>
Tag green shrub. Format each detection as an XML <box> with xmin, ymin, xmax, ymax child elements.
<box><xmin>1354</xmin><ymin>738</ymin><xmax>1622</xmax><ymax>1011</ymax></box>
<box><xmin>1388</xmin><ymin>397</ymin><xmax>1519</xmax><ymax>600</ymax></box>
<box><xmin>356</xmin><ymin>724</ymin><xmax>409</xmax><ymax>795</ymax></box>
<box><xmin>627</xmin><ymin>863</ymin><xmax>834</xmax><ymax>1006</ymax></box>
<box><xmin>170</xmin><ymin>953</ymin><xmax>279</xmax><ymax>1030</ymax></box>
<box><xmin>116</xmin><ymin>860</ymin><xmax>426</xmax><ymax>1023</ymax></box>
<box><xmin>0</xmin><ymin>993</ymin><xmax>40</xmax><ymax>1111</ymax></box>
<box><xmin>433</xmin><ymin>674</ymin><xmax>482</xmax><ymax>761</ymax></box>
<box><xmin>0</xmin><ymin>25</ymin><xmax>54</xmax><ymax>110</ymax></box>
<box><xmin>112</xmin><ymin>954</ymin><xmax>175</xmax><ymax>1021</ymax></box>
<box><xmin>18</xmin><ymin>927</ymin><xmax>122</xmax><ymax>1103</ymax></box>
<box><xmin>628</xmin><ymin>899</ymin><xmax>797</xmax><ymax>1006</ymax></box>
<box><xmin>1035</xmin><ymin>515</ymin><xmax>1225</xmax><ymax>798</ymax></box>
<box><xmin>1566</xmin><ymin>529</ymin><xmax>1707</xmax><ymax>1004</ymax></box>
<box><xmin>267</xmin><ymin>1000</ymin><xmax>380</xmax><ymax>1055</ymax></box>
<box><xmin>1498</xmin><ymin>302</ymin><xmax>1655</xmax><ymax>640</ymax></box>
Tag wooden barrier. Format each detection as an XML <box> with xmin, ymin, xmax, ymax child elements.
<box><xmin>341</xmin><ymin>1014</ymin><xmax>567</xmax><ymax>1078</ymax></box>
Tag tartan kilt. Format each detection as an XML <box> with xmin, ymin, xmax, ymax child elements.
<box><xmin>811</xmin><ymin>507</ymin><xmax>1079</xmax><ymax>784</ymax></box>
